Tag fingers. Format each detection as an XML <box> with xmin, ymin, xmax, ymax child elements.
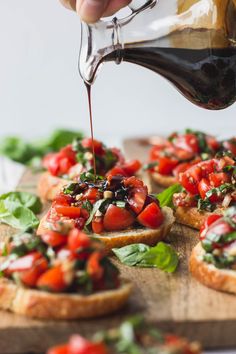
<box><xmin>60</xmin><ymin>0</ymin><xmax>131</xmax><ymax>23</ymax></box>
<box><xmin>76</xmin><ymin>0</ymin><xmax>109</xmax><ymax>23</ymax></box>
<box><xmin>102</xmin><ymin>0</ymin><xmax>131</xmax><ymax>17</ymax></box>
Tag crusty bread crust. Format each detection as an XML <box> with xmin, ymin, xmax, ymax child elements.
<box><xmin>37</xmin><ymin>172</ymin><xmax>69</xmax><ymax>201</ymax></box>
<box><xmin>37</xmin><ymin>207</ymin><xmax>175</xmax><ymax>253</ymax></box>
<box><xmin>175</xmin><ymin>207</ymin><xmax>223</xmax><ymax>230</ymax></box>
<box><xmin>150</xmin><ymin>172</ymin><xmax>176</xmax><ymax>188</ymax></box>
<box><xmin>190</xmin><ymin>242</ymin><xmax>236</xmax><ymax>294</ymax></box>
<box><xmin>0</xmin><ymin>278</ymin><xmax>132</xmax><ymax>319</ymax></box>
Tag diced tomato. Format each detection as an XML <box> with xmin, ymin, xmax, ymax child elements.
<box><xmin>68</xmin><ymin>229</ymin><xmax>91</xmax><ymax>256</ymax></box>
<box><xmin>199</xmin><ymin>214</ymin><xmax>222</xmax><ymax>240</ymax></box>
<box><xmin>41</xmin><ymin>230</ymin><xmax>67</xmax><ymax>248</ymax></box>
<box><xmin>7</xmin><ymin>252</ymin><xmax>43</xmax><ymax>273</ymax></box>
<box><xmin>106</xmin><ymin>166</ymin><xmax>128</xmax><ymax>178</ymax></box>
<box><xmin>54</xmin><ymin>194</ymin><xmax>72</xmax><ymax>206</ymax></box>
<box><xmin>110</xmin><ymin>147</ymin><xmax>125</xmax><ymax>164</ymax></box>
<box><xmin>173</xmin><ymin>133</ymin><xmax>199</xmax><ymax>154</ymax></box>
<box><xmin>20</xmin><ymin>257</ymin><xmax>48</xmax><ymax>287</ymax></box>
<box><xmin>87</xmin><ymin>252</ymin><xmax>104</xmax><ymax>281</ymax></box>
<box><xmin>103</xmin><ymin>205</ymin><xmax>134</xmax><ymax>231</ymax></box>
<box><xmin>206</xmin><ymin>135</ymin><xmax>220</xmax><ymax>151</ymax></box>
<box><xmin>128</xmin><ymin>186</ymin><xmax>147</xmax><ymax>215</ymax></box>
<box><xmin>47</xmin><ymin>344</ymin><xmax>69</xmax><ymax>354</ymax></box>
<box><xmin>137</xmin><ymin>202</ymin><xmax>164</xmax><ymax>229</ymax></box>
<box><xmin>54</xmin><ymin>205</ymin><xmax>81</xmax><ymax>219</ymax></box>
<box><xmin>92</xmin><ymin>217</ymin><xmax>104</xmax><ymax>234</ymax></box>
<box><xmin>209</xmin><ymin>172</ymin><xmax>230</xmax><ymax>187</ymax></box>
<box><xmin>59</xmin><ymin>145</ymin><xmax>76</xmax><ymax>163</ymax></box>
<box><xmin>43</xmin><ymin>153</ymin><xmax>61</xmax><ymax>176</ymax></box>
<box><xmin>69</xmin><ymin>335</ymin><xmax>108</xmax><ymax>354</ymax></box>
<box><xmin>198</xmin><ymin>178</ymin><xmax>212</xmax><ymax>200</ymax></box>
<box><xmin>123</xmin><ymin>176</ymin><xmax>146</xmax><ymax>189</ymax></box>
<box><xmin>59</xmin><ymin>158</ymin><xmax>74</xmax><ymax>175</ymax></box>
<box><xmin>122</xmin><ymin>160</ymin><xmax>141</xmax><ymax>176</ymax></box>
<box><xmin>37</xmin><ymin>265</ymin><xmax>70</xmax><ymax>292</ymax></box>
<box><xmin>81</xmin><ymin>138</ymin><xmax>105</xmax><ymax>156</ymax></box>
<box><xmin>157</xmin><ymin>156</ymin><xmax>179</xmax><ymax>175</ymax></box>
<box><xmin>207</xmin><ymin>220</ymin><xmax>233</xmax><ymax>239</ymax></box>
<box><xmin>223</xmin><ymin>139</ymin><xmax>236</xmax><ymax>156</ymax></box>
<box><xmin>82</xmin><ymin>188</ymin><xmax>101</xmax><ymax>201</ymax></box>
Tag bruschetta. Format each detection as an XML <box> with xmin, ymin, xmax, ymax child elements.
<box><xmin>190</xmin><ymin>207</ymin><xmax>236</xmax><ymax>294</ymax></box>
<box><xmin>0</xmin><ymin>228</ymin><xmax>132</xmax><ymax>319</ymax></box>
<box><xmin>38</xmin><ymin>137</ymin><xmax>141</xmax><ymax>201</ymax></box>
<box><xmin>173</xmin><ymin>154</ymin><xmax>236</xmax><ymax>229</ymax></box>
<box><xmin>47</xmin><ymin>317</ymin><xmax>201</xmax><ymax>354</ymax></box>
<box><xmin>38</xmin><ymin>174</ymin><xmax>175</xmax><ymax>252</ymax></box>
<box><xmin>146</xmin><ymin>129</ymin><xmax>221</xmax><ymax>188</ymax></box>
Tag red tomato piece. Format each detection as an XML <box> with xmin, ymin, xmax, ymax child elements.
<box><xmin>103</xmin><ymin>205</ymin><xmax>135</xmax><ymax>231</ymax></box>
<box><xmin>209</xmin><ymin>172</ymin><xmax>230</xmax><ymax>187</ymax></box>
<box><xmin>206</xmin><ymin>135</ymin><xmax>220</xmax><ymax>151</ymax></box>
<box><xmin>68</xmin><ymin>229</ymin><xmax>91</xmax><ymax>255</ymax></box>
<box><xmin>92</xmin><ymin>217</ymin><xmax>104</xmax><ymax>234</ymax></box>
<box><xmin>20</xmin><ymin>257</ymin><xmax>48</xmax><ymax>287</ymax></box>
<box><xmin>59</xmin><ymin>145</ymin><xmax>76</xmax><ymax>164</ymax></box>
<box><xmin>199</xmin><ymin>214</ymin><xmax>222</xmax><ymax>240</ymax></box>
<box><xmin>59</xmin><ymin>158</ymin><xmax>74</xmax><ymax>175</ymax></box>
<box><xmin>54</xmin><ymin>193</ymin><xmax>72</xmax><ymax>206</ymax></box>
<box><xmin>69</xmin><ymin>335</ymin><xmax>108</xmax><ymax>354</ymax></box>
<box><xmin>54</xmin><ymin>205</ymin><xmax>81</xmax><ymax>219</ymax></box>
<box><xmin>137</xmin><ymin>202</ymin><xmax>164</xmax><ymax>229</ymax></box>
<box><xmin>223</xmin><ymin>139</ymin><xmax>236</xmax><ymax>156</ymax></box>
<box><xmin>43</xmin><ymin>153</ymin><xmax>61</xmax><ymax>176</ymax></box>
<box><xmin>198</xmin><ymin>178</ymin><xmax>212</xmax><ymax>200</ymax></box>
<box><xmin>123</xmin><ymin>176</ymin><xmax>145</xmax><ymax>189</ymax></box>
<box><xmin>47</xmin><ymin>344</ymin><xmax>69</xmax><ymax>354</ymax></box>
<box><xmin>7</xmin><ymin>252</ymin><xmax>43</xmax><ymax>273</ymax></box>
<box><xmin>87</xmin><ymin>252</ymin><xmax>104</xmax><ymax>281</ymax></box>
<box><xmin>37</xmin><ymin>265</ymin><xmax>69</xmax><ymax>292</ymax></box>
<box><xmin>173</xmin><ymin>133</ymin><xmax>199</xmax><ymax>154</ymax></box>
<box><xmin>41</xmin><ymin>230</ymin><xmax>67</xmax><ymax>248</ymax></box>
<box><xmin>81</xmin><ymin>138</ymin><xmax>105</xmax><ymax>156</ymax></box>
<box><xmin>106</xmin><ymin>166</ymin><xmax>128</xmax><ymax>178</ymax></box>
<box><xmin>82</xmin><ymin>188</ymin><xmax>101</xmax><ymax>201</ymax></box>
<box><xmin>122</xmin><ymin>160</ymin><xmax>141</xmax><ymax>176</ymax></box>
<box><xmin>128</xmin><ymin>187</ymin><xmax>147</xmax><ymax>215</ymax></box>
<box><xmin>157</xmin><ymin>156</ymin><xmax>179</xmax><ymax>175</ymax></box>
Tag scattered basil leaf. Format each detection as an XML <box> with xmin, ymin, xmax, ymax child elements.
<box><xmin>156</xmin><ymin>184</ymin><xmax>182</xmax><ymax>208</ymax></box>
<box><xmin>143</xmin><ymin>162</ymin><xmax>158</xmax><ymax>171</ymax></box>
<box><xmin>113</xmin><ymin>242</ymin><xmax>178</xmax><ymax>273</ymax></box>
<box><xmin>85</xmin><ymin>199</ymin><xmax>107</xmax><ymax>226</ymax></box>
<box><xmin>0</xmin><ymin>192</ymin><xmax>42</xmax><ymax>214</ymax></box>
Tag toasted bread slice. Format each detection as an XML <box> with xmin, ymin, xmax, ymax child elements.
<box><xmin>37</xmin><ymin>172</ymin><xmax>69</xmax><ymax>201</ymax></box>
<box><xmin>0</xmin><ymin>278</ymin><xmax>132</xmax><ymax>319</ymax></box>
<box><xmin>190</xmin><ymin>242</ymin><xmax>236</xmax><ymax>294</ymax></box>
<box><xmin>175</xmin><ymin>207</ymin><xmax>223</xmax><ymax>230</ymax></box>
<box><xmin>150</xmin><ymin>172</ymin><xmax>176</xmax><ymax>188</ymax></box>
<box><xmin>38</xmin><ymin>207</ymin><xmax>175</xmax><ymax>253</ymax></box>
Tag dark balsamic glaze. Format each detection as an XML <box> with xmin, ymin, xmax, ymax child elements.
<box><xmin>85</xmin><ymin>83</ymin><xmax>97</xmax><ymax>176</ymax></box>
<box><xmin>105</xmin><ymin>46</ymin><xmax>236</xmax><ymax>110</ymax></box>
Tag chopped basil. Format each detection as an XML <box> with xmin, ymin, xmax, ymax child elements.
<box><xmin>156</xmin><ymin>184</ymin><xmax>183</xmax><ymax>208</ymax></box>
<box><xmin>184</xmin><ymin>129</ymin><xmax>211</xmax><ymax>153</ymax></box>
<box><xmin>113</xmin><ymin>242</ymin><xmax>179</xmax><ymax>273</ymax></box>
<box><xmin>85</xmin><ymin>199</ymin><xmax>108</xmax><ymax>226</ymax></box>
<box><xmin>206</xmin><ymin>183</ymin><xmax>235</xmax><ymax>199</ymax></box>
<box><xmin>80</xmin><ymin>172</ymin><xmax>104</xmax><ymax>183</ymax></box>
<box><xmin>197</xmin><ymin>198</ymin><xmax>216</xmax><ymax>212</ymax></box>
<box><xmin>203</xmin><ymin>252</ymin><xmax>236</xmax><ymax>269</ymax></box>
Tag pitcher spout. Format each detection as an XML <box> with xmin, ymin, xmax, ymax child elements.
<box><xmin>79</xmin><ymin>19</ymin><xmax>123</xmax><ymax>85</ymax></box>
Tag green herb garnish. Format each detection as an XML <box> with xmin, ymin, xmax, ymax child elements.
<box><xmin>156</xmin><ymin>184</ymin><xmax>182</xmax><ymax>208</ymax></box>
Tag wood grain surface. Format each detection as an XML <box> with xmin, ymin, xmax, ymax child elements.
<box><xmin>0</xmin><ymin>140</ymin><xmax>236</xmax><ymax>353</ymax></box>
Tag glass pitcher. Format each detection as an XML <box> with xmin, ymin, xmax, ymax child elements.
<box><xmin>79</xmin><ymin>0</ymin><xmax>236</xmax><ymax>110</ymax></box>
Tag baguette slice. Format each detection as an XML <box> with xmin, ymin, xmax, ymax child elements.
<box><xmin>190</xmin><ymin>242</ymin><xmax>236</xmax><ymax>294</ymax></box>
<box><xmin>0</xmin><ymin>277</ymin><xmax>132</xmax><ymax>320</ymax></box>
<box><xmin>38</xmin><ymin>172</ymin><xmax>69</xmax><ymax>201</ymax></box>
<box><xmin>175</xmin><ymin>207</ymin><xmax>223</xmax><ymax>230</ymax></box>
<box><xmin>38</xmin><ymin>207</ymin><xmax>175</xmax><ymax>253</ymax></box>
<box><xmin>150</xmin><ymin>172</ymin><xmax>176</xmax><ymax>188</ymax></box>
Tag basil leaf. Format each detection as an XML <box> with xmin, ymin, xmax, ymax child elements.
<box><xmin>0</xmin><ymin>204</ymin><xmax>39</xmax><ymax>230</ymax></box>
<box><xmin>0</xmin><ymin>192</ymin><xmax>42</xmax><ymax>214</ymax></box>
<box><xmin>156</xmin><ymin>184</ymin><xmax>182</xmax><ymax>208</ymax></box>
<box><xmin>113</xmin><ymin>242</ymin><xmax>178</xmax><ymax>273</ymax></box>
<box><xmin>139</xmin><ymin>242</ymin><xmax>179</xmax><ymax>272</ymax></box>
<box><xmin>205</xmin><ymin>183</ymin><xmax>235</xmax><ymax>199</ymax></box>
<box><xmin>143</xmin><ymin>162</ymin><xmax>158</xmax><ymax>171</ymax></box>
<box><xmin>113</xmin><ymin>244</ymin><xmax>150</xmax><ymax>266</ymax></box>
<box><xmin>85</xmin><ymin>199</ymin><xmax>108</xmax><ymax>226</ymax></box>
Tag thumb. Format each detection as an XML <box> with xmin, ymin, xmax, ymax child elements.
<box><xmin>76</xmin><ymin>0</ymin><xmax>109</xmax><ymax>23</ymax></box>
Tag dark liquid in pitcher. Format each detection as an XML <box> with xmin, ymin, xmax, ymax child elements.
<box><xmin>105</xmin><ymin>46</ymin><xmax>236</xmax><ymax>110</ymax></box>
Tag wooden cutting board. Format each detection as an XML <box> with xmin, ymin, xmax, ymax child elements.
<box><xmin>0</xmin><ymin>140</ymin><xmax>236</xmax><ymax>353</ymax></box>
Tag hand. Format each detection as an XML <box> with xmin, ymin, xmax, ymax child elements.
<box><xmin>60</xmin><ymin>0</ymin><xmax>131</xmax><ymax>23</ymax></box>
